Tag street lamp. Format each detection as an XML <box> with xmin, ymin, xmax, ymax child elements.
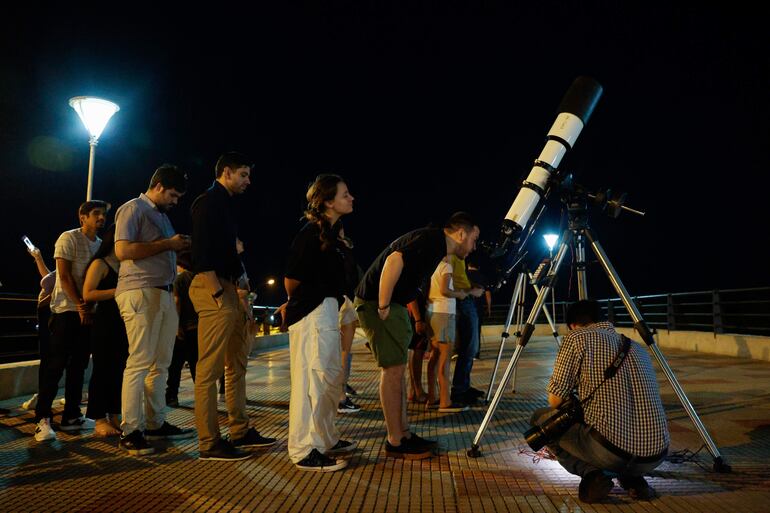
<box><xmin>543</xmin><ymin>233</ymin><xmax>559</xmax><ymax>323</ymax></box>
<box><xmin>68</xmin><ymin>96</ymin><xmax>120</xmax><ymax>201</ymax></box>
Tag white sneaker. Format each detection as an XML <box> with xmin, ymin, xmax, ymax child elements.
<box><xmin>218</xmin><ymin>393</ymin><xmax>225</xmax><ymax>403</ymax></box>
<box><xmin>22</xmin><ymin>393</ymin><xmax>38</xmax><ymax>410</ymax></box>
<box><xmin>60</xmin><ymin>415</ymin><xmax>95</xmax><ymax>432</ymax></box>
<box><xmin>34</xmin><ymin>418</ymin><xmax>57</xmax><ymax>441</ymax></box>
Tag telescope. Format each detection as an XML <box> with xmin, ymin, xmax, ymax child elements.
<box><xmin>484</xmin><ymin>77</ymin><xmax>603</xmax><ymax>286</ymax></box>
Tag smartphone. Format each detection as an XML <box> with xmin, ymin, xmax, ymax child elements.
<box><xmin>21</xmin><ymin>235</ymin><xmax>36</xmax><ymax>252</ymax></box>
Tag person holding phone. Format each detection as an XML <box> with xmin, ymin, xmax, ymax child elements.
<box><xmin>114</xmin><ymin>164</ymin><xmax>194</xmax><ymax>455</ymax></box>
<box><xmin>33</xmin><ymin>201</ymin><xmax>109</xmax><ymax>442</ymax></box>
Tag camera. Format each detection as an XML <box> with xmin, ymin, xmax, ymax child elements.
<box><xmin>523</xmin><ymin>395</ymin><xmax>583</xmax><ymax>451</ymax></box>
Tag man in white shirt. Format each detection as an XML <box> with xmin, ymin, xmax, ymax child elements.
<box><xmin>34</xmin><ymin>200</ymin><xmax>109</xmax><ymax>442</ymax></box>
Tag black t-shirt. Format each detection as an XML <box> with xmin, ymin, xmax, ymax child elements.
<box><xmin>284</xmin><ymin>222</ymin><xmax>346</xmax><ymax>327</ymax></box>
<box><xmin>355</xmin><ymin>227</ymin><xmax>447</xmax><ymax>307</ymax></box>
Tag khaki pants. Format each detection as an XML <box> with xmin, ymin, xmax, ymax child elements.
<box><xmin>189</xmin><ymin>277</ymin><xmax>249</xmax><ymax>451</ymax></box>
<box><xmin>116</xmin><ymin>287</ymin><xmax>178</xmax><ymax>434</ymax></box>
<box><xmin>288</xmin><ymin>298</ymin><xmax>343</xmax><ymax>462</ymax></box>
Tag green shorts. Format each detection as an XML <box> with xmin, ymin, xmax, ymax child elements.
<box><xmin>354</xmin><ymin>298</ymin><xmax>412</xmax><ymax>368</ymax></box>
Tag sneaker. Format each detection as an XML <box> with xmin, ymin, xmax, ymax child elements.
<box><xmin>438</xmin><ymin>402</ymin><xmax>470</xmax><ymax>413</ymax></box>
<box><xmin>119</xmin><ymin>430</ymin><xmax>155</xmax><ymax>455</ymax></box>
<box><xmin>345</xmin><ymin>384</ymin><xmax>358</xmax><ymax>397</ymax></box>
<box><xmin>451</xmin><ymin>353</ymin><xmax>458</xmax><ymax>361</ymax></box>
<box><xmin>337</xmin><ymin>397</ymin><xmax>361</xmax><ymax>413</ymax></box>
<box><xmin>34</xmin><ymin>418</ymin><xmax>57</xmax><ymax>441</ymax></box>
<box><xmin>230</xmin><ymin>427</ymin><xmax>277</xmax><ymax>448</ymax></box>
<box><xmin>326</xmin><ymin>439</ymin><xmax>358</xmax><ymax>455</ymax></box>
<box><xmin>22</xmin><ymin>393</ymin><xmax>38</xmax><ymax>410</ymax></box>
<box><xmin>166</xmin><ymin>396</ymin><xmax>179</xmax><ymax>408</ymax></box>
<box><xmin>407</xmin><ymin>432</ymin><xmax>438</xmax><ymax>448</ymax></box>
<box><xmin>467</xmin><ymin>386</ymin><xmax>485</xmax><ymax>397</ymax></box>
<box><xmin>618</xmin><ymin>475</ymin><xmax>656</xmax><ymax>500</ymax></box>
<box><xmin>144</xmin><ymin>421</ymin><xmax>195</xmax><ymax>440</ymax></box>
<box><xmin>199</xmin><ymin>439</ymin><xmax>251</xmax><ymax>461</ymax></box>
<box><xmin>60</xmin><ymin>415</ymin><xmax>95</xmax><ymax>432</ymax></box>
<box><xmin>385</xmin><ymin>437</ymin><xmax>432</xmax><ymax>460</ymax></box>
<box><xmin>295</xmin><ymin>448</ymin><xmax>347</xmax><ymax>472</ymax></box>
<box><xmin>218</xmin><ymin>393</ymin><xmax>225</xmax><ymax>403</ymax></box>
<box><xmin>578</xmin><ymin>470</ymin><xmax>614</xmax><ymax>503</ymax></box>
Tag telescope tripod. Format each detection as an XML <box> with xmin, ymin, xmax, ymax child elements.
<box><xmin>484</xmin><ymin>268</ymin><xmax>561</xmax><ymax>403</ymax></box>
<box><xmin>468</xmin><ymin>225</ymin><xmax>731</xmax><ymax>473</ymax></box>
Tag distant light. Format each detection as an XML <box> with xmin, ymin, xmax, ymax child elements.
<box><xmin>68</xmin><ymin>96</ymin><xmax>120</xmax><ymax>140</ymax></box>
<box><xmin>543</xmin><ymin>233</ymin><xmax>559</xmax><ymax>251</ymax></box>
<box><xmin>266</xmin><ymin>278</ymin><xmax>276</xmax><ymax>286</ymax></box>
<box><xmin>269</xmin><ymin>315</ymin><xmax>275</xmax><ymax>322</ymax></box>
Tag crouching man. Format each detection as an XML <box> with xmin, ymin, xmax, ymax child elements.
<box><xmin>529</xmin><ymin>300</ymin><xmax>669</xmax><ymax>503</ymax></box>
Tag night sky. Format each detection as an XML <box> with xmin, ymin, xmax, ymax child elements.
<box><xmin>1</xmin><ymin>5</ymin><xmax>768</xmax><ymax>304</ymax></box>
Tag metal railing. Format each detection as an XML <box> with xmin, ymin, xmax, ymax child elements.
<box><xmin>3</xmin><ymin>287</ymin><xmax>769</xmax><ymax>362</ymax></box>
<box><xmin>486</xmin><ymin>287</ymin><xmax>770</xmax><ymax>337</ymax></box>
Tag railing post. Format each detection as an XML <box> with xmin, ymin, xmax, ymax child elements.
<box><xmin>667</xmin><ymin>293</ymin><xmax>676</xmax><ymax>331</ymax></box>
<box><xmin>607</xmin><ymin>299</ymin><xmax>615</xmax><ymax>324</ymax></box>
<box><xmin>713</xmin><ymin>290</ymin><xmax>724</xmax><ymax>336</ymax></box>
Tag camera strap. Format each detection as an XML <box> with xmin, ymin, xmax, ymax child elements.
<box><xmin>580</xmin><ymin>334</ymin><xmax>632</xmax><ymax>406</ymax></box>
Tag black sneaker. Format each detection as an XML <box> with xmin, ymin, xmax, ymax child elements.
<box><xmin>199</xmin><ymin>439</ymin><xmax>251</xmax><ymax>461</ymax></box>
<box><xmin>295</xmin><ymin>448</ymin><xmax>347</xmax><ymax>472</ymax></box>
<box><xmin>326</xmin><ymin>439</ymin><xmax>358</xmax><ymax>455</ymax></box>
<box><xmin>144</xmin><ymin>421</ymin><xmax>195</xmax><ymax>440</ymax></box>
<box><xmin>60</xmin><ymin>415</ymin><xmax>96</xmax><ymax>432</ymax></box>
<box><xmin>119</xmin><ymin>430</ymin><xmax>155</xmax><ymax>456</ymax></box>
<box><xmin>337</xmin><ymin>397</ymin><xmax>361</xmax><ymax>413</ymax></box>
<box><xmin>385</xmin><ymin>437</ymin><xmax>432</xmax><ymax>460</ymax></box>
<box><xmin>467</xmin><ymin>386</ymin><xmax>485</xmax><ymax>397</ymax></box>
<box><xmin>166</xmin><ymin>396</ymin><xmax>179</xmax><ymax>408</ymax></box>
<box><xmin>406</xmin><ymin>433</ymin><xmax>438</xmax><ymax>448</ymax></box>
<box><xmin>578</xmin><ymin>470</ymin><xmax>614</xmax><ymax>503</ymax></box>
<box><xmin>345</xmin><ymin>384</ymin><xmax>358</xmax><ymax>397</ymax></box>
<box><xmin>230</xmin><ymin>428</ymin><xmax>277</xmax><ymax>448</ymax></box>
<box><xmin>618</xmin><ymin>475</ymin><xmax>656</xmax><ymax>500</ymax></box>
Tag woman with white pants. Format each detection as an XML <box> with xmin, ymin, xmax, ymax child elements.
<box><xmin>283</xmin><ymin>174</ymin><xmax>358</xmax><ymax>472</ymax></box>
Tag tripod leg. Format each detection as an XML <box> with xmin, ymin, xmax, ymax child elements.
<box><xmin>530</xmin><ymin>279</ymin><xmax>561</xmax><ymax>347</ymax></box>
<box><xmin>485</xmin><ymin>273</ymin><xmax>526</xmax><ymax>403</ymax></box>
<box><xmin>575</xmin><ymin>233</ymin><xmax>589</xmax><ymax>299</ymax></box>
<box><xmin>469</xmin><ymin>231</ymin><xmax>572</xmax><ymax>457</ymax></box>
<box><xmin>585</xmin><ymin>229</ymin><xmax>731</xmax><ymax>473</ymax></box>
<box><xmin>511</xmin><ymin>276</ymin><xmax>527</xmax><ymax>393</ymax></box>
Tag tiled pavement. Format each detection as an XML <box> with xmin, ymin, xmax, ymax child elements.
<box><xmin>1</xmin><ymin>333</ymin><xmax>770</xmax><ymax>512</ymax></box>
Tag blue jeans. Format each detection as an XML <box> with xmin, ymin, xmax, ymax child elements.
<box><xmin>452</xmin><ymin>297</ymin><xmax>479</xmax><ymax>395</ymax></box>
<box><xmin>530</xmin><ymin>407</ymin><xmax>665</xmax><ymax>478</ymax></box>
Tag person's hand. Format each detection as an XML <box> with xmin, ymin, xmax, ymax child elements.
<box><xmin>378</xmin><ymin>305</ymin><xmax>390</xmax><ymax>321</ymax></box>
<box><xmin>168</xmin><ymin>234</ymin><xmax>191</xmax><ymax>251</ymax></box>
<box><xmin>469</xmin><ymin>287</ymin><xmax>484</xmax><ymax>298</ymax></box>
<box><xmin>414</xmin><ymin>319</ymin><xmax>426</xmax><ymax>335</ymax></box>
<box><xmin>79</xmin><ymin>310</ymin><xmax>93</xmax><ymax>325</ymax></box>
<box><xmin>27</xmin><ymin>247</ymin><xmax>41</xmax><ymax>259</ymax></box>
<box><xmin>457</xmin><ymin>291</ymin><xmax>468</xmax><ymax>300</ymax></box>
<box><xmin>276</xmin><ymin>302</ymin><xmax>288</xmax><ymax>332</ymax></box>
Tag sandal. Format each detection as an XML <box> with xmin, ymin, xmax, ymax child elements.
<box><xmin>94</xmin><ymin>419</ymin><xmax>121</xmax><ymax>437</ymax></box>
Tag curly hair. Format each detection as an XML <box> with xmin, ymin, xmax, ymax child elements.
<box><xmin>304</xmin><ymin>174</ymin><xmax>346</xmax><ymax>251</ymax></box>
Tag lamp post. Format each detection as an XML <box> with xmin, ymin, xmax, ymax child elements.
<box><xmin>543</xmin><ymin>233</ymin><xmax>559</xmax><ymax>323</ymax></box>
<box><xmin>68</xmin><ymin>96</ymin><xmax>120</xmax><ymax>201</ymax></box>
<box><xmin>259</xmin><ymin>278</ymin><xmax>277</xmax><ymax>335</ymax></box>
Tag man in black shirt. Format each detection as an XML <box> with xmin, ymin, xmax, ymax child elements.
<box><xmin>189</xmin><ymin>152</ymin><xmax>277</xmax><ymax>461</ymax></box>
<box><xmin>354</xmin><ymin>212</ymin><xmax>480</xmax><ymax>460</ymax></box>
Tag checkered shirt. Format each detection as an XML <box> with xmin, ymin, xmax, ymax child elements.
<box><xmin>547</xmin><ymin>322</ymin><xmax>669</xmax><ymax>456</ymax></box>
